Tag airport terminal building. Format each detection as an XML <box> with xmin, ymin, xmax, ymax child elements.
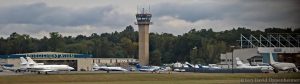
<box><xmin>0</xmin><ymin>52</ymin><xmax>137</xmax><ymax>71</ymax></box>
<box><xmin>219</xmin><ymin>34</ymin><xmax>300</xmax><ymax>68</ymax></box>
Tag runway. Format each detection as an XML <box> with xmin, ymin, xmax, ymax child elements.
<box><xmin>1</xmin><ymin>71</ymin><xmax>299</xmax><ymax>84</ymax></box>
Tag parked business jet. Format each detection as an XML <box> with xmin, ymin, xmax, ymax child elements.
<box><xmin>269</xmin><ymin>52</ymin><xmax>298</xmax><ymax>73</ymax></box>
<box><xmin>139</xmin><ymin>66</ymin><xmax>161</xmax><ymax>72</ymax></box>
<box><xmin>197</xmin><ymin>64</ymin><xmax>221</xmax><ymax>69</ymax></box>
<box><xmin>236</xmin><ymin>57</ymin><xmax>273</xmax><ymax>71</ymax></box>
<box><xmin>92</xmin><ymin>63</ymin><xmax>127</xmax><ymax>71</ymax></box>
<box><xmin>26</xmin><ymin>57</ymin><xmax>74</xmax><ymax>74</ymax></box>
<box><xmin>184</xmin><ymin>62</ymin><xmax>195</xmax><ymax>68</ymax></box>
<box><xmin>172</xmin><ymin>62</ymin><xmax>186</xmax><ymax>72</ymax></box>
<box><xmin>134</xmin><ymin>63</ymin><xmax>167</xmax><ymax>72</ymax></box>
<box><xmin>19</xmin><ymin>57</ymin><xmax>29</xmax><ymax>71</ymax></box>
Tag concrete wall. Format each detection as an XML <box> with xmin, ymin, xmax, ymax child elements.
<box><xmin>220</xmin><ymin>48</ymin><xmax>259</xmax><ymax>68</ymax></box>
<box><xmin>258</xmin><ymin>47</ymin><xmax>300</xmax><ymax>53</ymax></box>
<box><xmin>233</xmin><ymin>48</ymin><xmax>260</xmax><ymax>67</ymax></box>
<box><xmin>7</xmin><ymin>59</ymin><xmax>20</xmax><ymax>67</ymax></box>
<box><xmin>138</xmin><ymin>24</ymin><xmax>149</xmax><ymax>65</ymax></box>
<box><xmin>77</xmin><ymin>58</ymin><xmax>93</xmax><ymax>71</ymax></box>
<box><xmin>220</xmin><ymin>47</ymin><xmax>300</xmax><ymax>68</ymax></box>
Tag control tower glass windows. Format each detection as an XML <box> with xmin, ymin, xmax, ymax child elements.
<box><xmin>136</xmin><ymin>14</ymin><xmax>152</xmax><ymax>22</ymax></box>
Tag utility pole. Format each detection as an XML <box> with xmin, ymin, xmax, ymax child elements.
<box><xmin>230</xmin><ymin>46</ymin><xmax>235</xmax><ymax>73</ymax></box>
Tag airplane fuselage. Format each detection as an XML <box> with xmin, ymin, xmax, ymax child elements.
<box><xmin>93</xmin><ymin>66</ymin><xmax>127</xmax><ymax>71</ymax></box>
<box><xmin>28</xmin><ymin>65</ymin><xmax>74</xmax><ymax>72</ymax></box>
<box><xmin>271</xmin><ymin>62</ymin><xmax>297</xmax><ymax>71</ymax></box>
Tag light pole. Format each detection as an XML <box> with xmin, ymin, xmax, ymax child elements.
<box><xmin>192</xmin><ymin>46</ymin><xmax>197</xmax><ymax>72</ymax></box>
<box><xmin>230</xmin><ymin>46</ymin><xmax>235</xmax><ymax>73</ymax></box>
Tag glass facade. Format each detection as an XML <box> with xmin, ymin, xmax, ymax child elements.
<box><xmin>262</xmin><ymin>53</ymin><xmax>278</xmax><ymax>63</ymax></box>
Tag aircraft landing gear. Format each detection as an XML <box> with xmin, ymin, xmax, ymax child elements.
<box><xmin>293</xmin><ymin>68</ymin><xmax>298</xmax><ymax>72</ymax></box>
<box><xmin>45</xmin><ymin>72</ymin><xmax>48</xmax><ymax>75</ymax></box>
<box><xmin>15</xmin><ymin>69</ymin><xmax>21</xmax><ymax>73</ymax></box>
<box><xmin>273</xmin><ymin>69</ymin><xmax>279</xmax><ymax>73</ymax></box>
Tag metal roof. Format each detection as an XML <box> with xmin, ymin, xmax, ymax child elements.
<box><xmin>0</xmin><ymin>52</ymin><xmax>92</xmax><ymax>59</ymax></box>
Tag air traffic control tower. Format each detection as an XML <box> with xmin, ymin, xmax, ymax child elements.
<box><xmin>135</xmin><ymin>8</ymin><xmax>152</xmax><ymax>65</ymax></box>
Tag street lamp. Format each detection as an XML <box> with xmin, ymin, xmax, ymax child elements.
<box><xmin>192</xmin><ymin>46</ymin><xmax>197</xmax><ymax>72</ymax></box>
<box><xmin>230</xmin><ymin>46</ymin><xmax>235</xmax><ymax>73</ymax></box>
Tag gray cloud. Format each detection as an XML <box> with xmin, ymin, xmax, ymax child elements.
<box><xmin>152</xmin><ymin>0</ymin><xmax>300</xmax><ymax>26</ymax></box>
<box><xmin>0</xmin><ymin>2</ymin><xmax>134</xmax><ymax>38</ymax></box>
<box><xmin>152</xmin><ymin>2</ymin><xmax>225</xmax><ymax>22</ymax></box>
<box><xmin>0</xmin><ymin>3</ymin><xmax>124</xmax><ymax>26</ymax></box>
<box><xmin>0</xmin><ymin>0</ymin><xmax>299</xmax><ymax>38</ymax></box>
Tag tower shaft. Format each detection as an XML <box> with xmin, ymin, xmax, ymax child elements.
<box><xmin>138</xmin><ymin>25</ymin><xmax>149</xmax><ymax>65</ymax></box>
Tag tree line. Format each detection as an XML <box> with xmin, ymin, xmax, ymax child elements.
<box><xmin>0</xmin><ymin>26</ymin><xmax>299</xmax><ymax>65</ymax></box>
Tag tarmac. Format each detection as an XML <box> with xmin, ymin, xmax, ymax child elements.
<box><xmin>0</xmin><ymin>70</ymin><xmax>23</xmax><ymax>75</ymax></box>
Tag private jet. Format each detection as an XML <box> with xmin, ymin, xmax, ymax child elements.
<box><xmin>269</xmin><ymin>52</ymin><xmax>298</xmax><ymax>73</ymax></box>
<box><xmin>92</xmin><ymin>63</ymin><xmax>127</xmax><ymax>71</ymax></box>
<box><xmin>196</xmin><ymin>64</ymin><xmax>222</xmax><ymax>70</ymax></box>
<box><xmin>26</xmin><ymin>57</ymin><xmax>74</xmax><ymax>74</ymax></box>
<box><xmin>138</xmin><ymin>66</ymin><xmax>160</xmax><ymax>72</ymax></box>
<box><xmin>236</xmin><ymin>57</ymin><xmax>273</xmax><ymax>72</ymax></box>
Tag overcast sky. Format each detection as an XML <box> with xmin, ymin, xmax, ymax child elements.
<box><xmin>0</xmin><ymin>0</ymin><xmax>299</xmax><ymax>38</ymax></box>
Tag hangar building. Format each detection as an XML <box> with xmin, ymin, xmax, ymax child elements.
<box><xmin>219</xmin><ymin>34</ymin><xmax>300</xmax><ymax>68</ymax></box>
<box><xmin>0</xmin><ymin>52</ymin><xmax>137</xmax><ymax>71</ymax></box>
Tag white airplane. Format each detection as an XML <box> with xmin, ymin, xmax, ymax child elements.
<box><xmin>19</xmin><ymin>57</ymin><xmax>29</xmax><ymax>71</ymax></box>
<box><xmin>197</xmin><ymin>64</ymin><xmax>221</xmax><ymax>69</ymax></box>
<box><xmin>236</xmin><ymin>57</ymin><xmax>273</xmax><ymax>71</ymax></box>
<box><xmin>139</xmin><ymin>66</ymin><xmax>161</xmax><ymax>72</ymax></box>
<box><xmin>26</xmin><ymin>57</ymin><xmax>74</xmax><ymax>74</ymax></box>
<box><xmin>269</xmin><ymin>52</ymin><xmax>298</xmax><ymax>73</ymax></box>
<box><xmin>92</xmin><ymin>63</ymin><xmax>127</xmax><ymax>71</ymax></box>
<box><xmin>172</xmin><ymin>62</ymin><xmax>186</xmax><ymax>72</ymax></box>
<box><xmin>184</xmin><ymin>62</ymin><xmax>195</xmax><ymax>68</ymax></box>
<box><xmin>172</xmin><ymin>62</ymin><xmax>195</xmax><ymax>72</ymax></box>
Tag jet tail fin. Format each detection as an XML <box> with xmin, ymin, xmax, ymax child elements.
<box><xmin>26</xmin><ymin>57</ymin><xmax>37</xmax><ymax>65</ymax></box>
<box><xmin>236</xmin><ymin>57</ymin><xmax>244</xmax><ymax>66</ymax></box>
<box><xmin>93</xmin><ymin>63</ymin><xmax>99</xmax><ymax>67</ymax></box>
<box><xmin>20</xmin><ymin>57</ymin><xmax>27</xmax><ymax>64</ymax></box>
<box><xmin>269</xmin><ymin>52</ymin><xmax>276</xmax><ymax>64</ymax></box>
<box><xmin>135</xmin><ymin>64</ymin><xmax>142</xmax><ymax>69</ymax></box>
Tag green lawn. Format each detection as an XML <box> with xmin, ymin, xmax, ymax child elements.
<box><xmin>1</xmin><ymin>73</ymin><xmax>299</xmax><ymax>84</ymax></box>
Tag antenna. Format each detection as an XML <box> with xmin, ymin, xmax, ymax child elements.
<box><xmin>137</xmin><ymin>0</ymin><xmax>152</xmax><ymax>14</ymax></box>
<box><xmin>148</xmin><ymin>5</ymin><xmax>150</xmax><ymax>14</ymax></box>
<box><xmin>137</xmin><ymin>5</ymin><xmax>139</xmax><ymax>14</ymax></box>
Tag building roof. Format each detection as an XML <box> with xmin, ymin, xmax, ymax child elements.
<box><xmin>0</xmin><ymin>52</ymin><xmax>92</xmax><ymax>59</ymax></box>
<box><xmin>14</xmin><ymin>52</ymin><xmax>77</xmax><ymax>55</ymax></box>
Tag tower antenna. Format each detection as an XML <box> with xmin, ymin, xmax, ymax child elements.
<box><xmin>148</xmin><ymin>5</ymin><xmax>150</xmax><ymax>14</ymax></box>
<box><xmin>137</xmin><ymin>5</ymin><xmax>139</xmax><ymax>14</ymax></box>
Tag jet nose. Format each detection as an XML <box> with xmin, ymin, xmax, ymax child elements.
<box><xmin>68</xmin><ymin>67</ymin><xmax>75</xmax><ymax>70</ymax></box>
